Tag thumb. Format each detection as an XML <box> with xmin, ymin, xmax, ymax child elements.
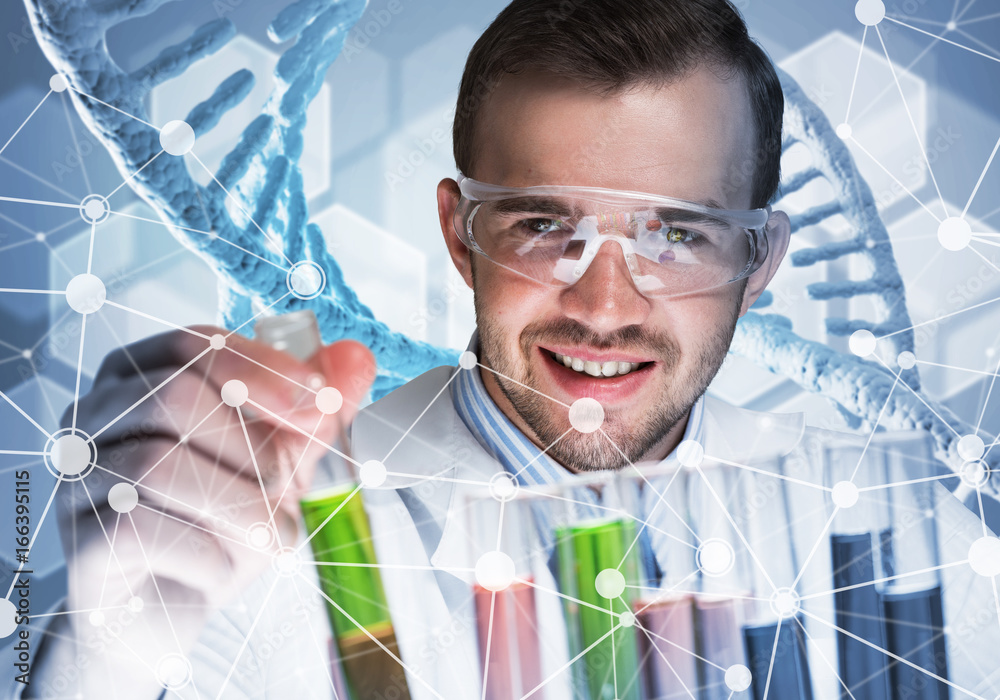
<box><xmin>313</xmin><ymin>339</ymin><xmax>377</xmax><ymax>425</ymax></box>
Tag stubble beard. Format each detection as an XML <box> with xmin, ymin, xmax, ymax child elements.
<box><xmin>474</xmin><ymin>290</ymin><xmax>741</xmax><ymax>472</ymax></box>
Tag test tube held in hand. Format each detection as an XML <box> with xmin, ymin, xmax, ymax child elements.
<box><xmin>255</xmin><ymin>310</ymin><xmax>412</xmax><ymax>700</ymax></box>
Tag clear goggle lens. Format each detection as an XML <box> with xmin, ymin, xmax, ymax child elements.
<box><xmin>455</xmin><ymin>178</ymin><xmax>770</xmax><ymax>298</ymax></box>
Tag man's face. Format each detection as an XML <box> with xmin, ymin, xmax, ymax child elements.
<box><xmin>440</xmin><ymin>68</ymin><xmax>786</xmax><ymax>471</ymax></box>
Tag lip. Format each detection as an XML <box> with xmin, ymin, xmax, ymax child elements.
<box><xmin>540</xmin><ymin>344</ymin><xmax>654</xmax><ymax>365</ymax></box>
<box><xmin>536</xmin><ymin>346</ymin><xmax>655</xmax><ymax>404</ymax></box>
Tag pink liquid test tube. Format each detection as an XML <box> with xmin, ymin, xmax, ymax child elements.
<box><xmin>475</xmin><ymin>577</ymin><xmax>544</xmax><ymax>699</ymax></box>
<box><xmin>634</xmin><ymin>592</ymin><xmax>699</xmax><ymax>699</ymax></box>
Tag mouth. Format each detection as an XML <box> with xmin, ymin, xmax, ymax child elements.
<box><xmin>549</xmin><ymin>351</ymin><xmax>651</xmax><ymax>378</ymax></box>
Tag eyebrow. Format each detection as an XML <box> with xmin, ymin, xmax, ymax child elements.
<box><xmin>653</xmin><ymin>207</ymin><xmax>731</xmax><ymax>228</ymax></box>
<box><xmin>489</xmin><ymin>196</ymin><xmax>581</xmax><ymax>218</ymax></box>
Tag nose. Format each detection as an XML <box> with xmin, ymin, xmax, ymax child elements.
<box><xmin>560</xmin><ymin>237</ymin><xmax>652</xmax><ymax>332</ymax></box>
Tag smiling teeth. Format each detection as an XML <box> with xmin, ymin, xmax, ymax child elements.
<box><xmin>553</xmin><ymin>353</ymin><xmax>641</xmax><ymax>377</ymax></box>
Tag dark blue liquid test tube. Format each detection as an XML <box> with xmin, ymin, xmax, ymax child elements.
<box><xmin>831</xmin><ymin>533</ymin><xmax>888</xmax><ymax>700</ymax></box>
<box><xmin>742</xmin><ymin>617</ymin><xmax>813</xmax><ymax>700</ymax></box>
<box><xmin>881</xmin><ymin>586</ymin><xmax>948</xmax><ymax>700</ymax></box>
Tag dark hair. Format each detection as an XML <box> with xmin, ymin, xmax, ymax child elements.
<box><xmin>453</xmin><ymin>0</ymin><xmax>783</xmax><ymax>208</ymax></box>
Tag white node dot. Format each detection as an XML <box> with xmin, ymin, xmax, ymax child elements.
<box><xmin>849</xmin><ymin>329</ymin><xmax>877</xmax><ymax>357</ymax></box>
<box><xmin>757</xmin><ymin>416</ymin><xmax>773</xmax><ymax>430</ymax></box>
<box><xmin>459</xmin><ymin>351</ymin><xmax>478</xmax><ymax>370</ymax></box>
<box><xmin>34</xmin><ymin>232</ymin><xmax>45</xmax><ymax>242</ymax></box>
<box><xmin>619</xmin><ymin>611</ymin><xmax>636</xmax><ymax>628</ymax></box>
<box><xmin>209</xmin><ymin>334</ymin><xmax>226</xmax><ymax>350</ymax></box>
<box><xmin>128</xmin><ymin>596</ymin><xmax>144</xmax><ymax>613</ymax></box>
<box><xmin>946</xmin><ymin>20</ymin><xmax>957</xmax><ymax>31</ymax></box>
<box><xmin>286</xmin><ymin>261</ymin><xmax>326</xmax><ymax>299</ymax></box>
<box><xmin>315</xmin><ymin>386</ymin><xmax>343</xmax><ymax>415</ymax></box>
<box><xmin>79</xmin><ymin>194</ymin><xmax>110</xmax><ymax>224</ymax></box>
<box><xmin>568</xmin><ymin>398</ymin><xmax>604</xmax><ymax>433</ymax></box>
<box><xmin>968</xmin><ymin>537</ymin><xmax>1000</xmax><ymax>577</ymax></box>
<box><xmin>221</xmin><ymin>379</ymin><xmax>249</xmax><ymax>407</ymax></box>
<box><xmin>489</xmin><ymin>472</ymin><xmax>519</xmax><ymax>502</ymax></box>
<box><xmin>697</xmin><ymin>539</ymin><xmax>735</xmax><ymax>577</ymax></box>
<box><xmin>89</xmin><ymin>611</ymin><xmax>105</xmax><ymax>627</ymax></box>
<box><xmin>770</xmin><ymin>587</ymin><xmax>801</xmax><ymax>618</ymax></box>
<box><xmin>725</xmin><ymin>664</ymin><xmax>753</xmax><ymax>692</ymax></box>
<box><xmin>273</xmin><ymin>547</ymin><xmax>302</xmax><ymax>577</ymax></box>
<box><xmin>155</xmin><ymin>653</ymin><xmax>192</xmax><ymax>690</ymax></box>
<box><xmin>108</xmin><ymin>483</ymin><xmax>139</xmax><ymax>513</ymax></box>
<box><xmin>855</xmin><ymin>0</ymin><xmax>886</xmax><ymax>25</ymax></box>
<box><xmin>247</xmin><ymin>522</ymin><xmax>274</xmax><ymax>550</ymax></box>
<box><xmin>360</xmin><ymin>459</ymin><xmax>387</xmax><ymax>488</ymax></box>
<box><xmin>159</xmin><ymin>120</ymin><xmax>195</xmax><ymax>156</ymax></box>
<box><xmin>65</xmin><ymin>273</ymin><xmax>106</xmax><ymax>314</ymax></box>
<box><xmin>0</xmin><ymin>599</ymin><xmax>16</xmax><ymax>638</ymax></box>
<box><xmin>957</xmin><ymin>434</ymin><xmax>985</xmax><ymax>462</ymax></box>
<box><xmin>835</xmin><ymin>123</ymin><xmax>853</xmax><ymax>140</ymax></box>
<box><xmin>832</xmin><ymin>481</ymin><xmax>860</xmax><ymax>508</ymax></box>
<box><xmin>20</xmin><ymin>349</ymin><xmax>31</xmax><ymax>359</ymax></box>
<box><xmin>595</xmin><ymin>568</ymin><xmax>626</xmax><ymax>600</ymax></box>
<box><xmin>897</xmin><ymin>351</ymin><xmax>916</xmax><ymax>370</ymax></box>
<box><xmin>960</xmin><ymin>460</ymin><xmax>990</xmax><ymax>489</ymax></box>
<box><xmin>677</xmin><ymin>439</ymin><xmax>705</xmax><ymax>468</ymax></box>
<box><xmin>49</xmin><ymin>73</ymin><xmax>68</xmax><ymax>92</ymax></box>
<box><xmin>937</xmin><ymin>217</ymin><xmax>972</xmax><ymax>252</ymax></box>
<box><xmin>475</xmin><ymin>551</ymin><xmax>515</xmax><ymax>592</ymax></box>
<box><xmin>51</xmin><ymin>434</ymin><xmax>92</xmax><ymax>476</ymax></box>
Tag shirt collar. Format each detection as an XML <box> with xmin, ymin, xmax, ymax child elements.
<box><xmin>450</xmin><ymin>332</ymin><xmax>706</xmax><ymax>487</ymax></box>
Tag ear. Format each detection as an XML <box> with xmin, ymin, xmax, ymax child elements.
<box><xmin>739</xmin><ymin>209</ymin><xmax>791</xmax><ymax>317</ymax></box>
<box><xmin>437</xmin><ymin>178</ymin><xmax>473</xmax><ymax>289</ymax></box>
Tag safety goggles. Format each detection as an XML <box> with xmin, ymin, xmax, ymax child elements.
<box><xmin>454</xmin><ymin>176</ymin><xmax>772</xmax><ymax>298</ymax></box>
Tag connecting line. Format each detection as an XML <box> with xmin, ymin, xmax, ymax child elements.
<box><xmin>79</xmin><ymin>478</ymin><xmax>137</xmax><ymax>600</ymax></box>
<box><xmin>479</xmin><ymin>363</ymin><xmax>571</xmax><ymax>409</ymax></box>
<box><xmin>856</xmin><ymin>471</ymin><xmax>957</xmax><ymax>492</ymax></box>
<box><xmin>3</xmin><ymin>475</ymin><xmax>63</xmax><ymax>600</ymax></box>
<box><xmin>299</xmin><ymin>574</ymin><xmax>446</xmax><ymax>700</ymax></box>
<box><xmin>130</xmin><ymin>501</ymin><xmax>251</xmax><ymax>552</ymax></box>
<box><xmin>635</xmin><ymin>616</ymin><xmax>726</xmax><ymax>671</ymax></box>
<box><xmin>214</xmin><ymin>575</ymin><xmax>282</xmax><ymax>700</ymax></box>
<box><xmin>245</xmin><ymin>398</ymin><xmax>361</xmax><ymax>471</ymax></box>
<box><xmin>481</xmin><ymin>590</ymin><xmax>498</xmax><ymax>700</ymax></box>
<box><xmin>634</xmin><ymin>623</ymin><xmax>698</xmax><ymax>700</ymax></box>
<box><xmin>0</xmin><ymin>194</ymin><xmax>80</xmax><ymax>210</ymax></box>
<box><xmin>967</xmin><ymin>130</ymin><xmax>1000</xmax><ymax>214</ymax></box>
<box><xmin>884</xmin><ymin>16</ymin><xmax>1000</xmax><ymax>65</ymax></box>
<box><xmin>288</xmin><ymin>577</ymin><xmax>344</xmax><ymax>700</ymax></box>
<box><xmin>382</xmin><ymin>368</ymin><xmax>461</xmax><ymax>462</ymax></box>
<box><xmin>603</xmin><ymin>434</ymin><xmax>702</xmax><ymax>548</ymax></box>
<box><xmin>106</xmin><ymin>150</ymin><xmax>163</xmax><ymax>200</ymax></box>
<box><xmin>296</xmin><ymin>482</ymin><xmax>362</xmax><ymax>553</ymax></box>
<box><xmin>224</xmin><ymin>349</ymin><xmax>315</xmax><ymax>395</ymax></box>
<box><xmin>224</xmin><ymin>291</ymin><xmax>292</xmax><ymax>339</ymax></box>
<box><xmin>271</xmin><ymin>413</ymin><xmax>325</xmax><ymax>516</ymax></box>
<box><xmin>520</xmin><ymin>622</ymin><xmax>621</xmax><ymax>699</ymax></box>
<box><xmin>71</xmin><ymin>313</ymin><xmax>88</xmax><ymax>431</ymax></box>
<box><xmin>710</xmin><ymin>456</ymin><xmax>831</xmax><ymax>492</ymax></box>
<box><xmin>515</xmin><ymin>577</ymin><xmax>620</xmax><ymax>617</ymax></box>
<box><xmin>614</xmin><ymin>456</ymin><xmax>686</xmax><ymax>571</ymax></box>
<box><xmin>0</xmin><ymin>287</ymin><xmax>66</xmax><ymax>295</ymax></box>
<box><xmin>107</xmin><ymin>209</ymin><xmax>291</xmax><ymax>274</ymax></box>
<box><xmin>880</xmin><ymin>291</ymin><xmax>1000</xmax><ymax>341</ymax></box>
<box><xmin>68</xmin><ymin>86</ymin><xmax>158</xmax><ymax>128</ymax></box>
<box><xmin>0</xmin><ymin>386</ymin><xmax>52</xmax><ymax>440</ymax></box>
<box><xmin>510</xmin><ymin>428</ymin><xmax>572</xmax><ymax>481</ymax></box>
<box><xmin>306</xmin><ymin>561</ymin><xmax>475</xmax><ymax>574</ymax></box>
<box><xmin>693</xmin><ymin>464</ymin><xmax>777</xmax><ymax>593</ymax></box>
<box><xmin>236</xmin><ymin>405</ymin><xmax>284</xmax><ymax>548</ymax></box>
<box><xmin>609</xmin><ymin>598</ymin><xmax>619</xmax><ymax>696</ymax></box>
<box><xmin>0</xmin><ymin>89</ymin><xmax>51</xmax><ymax>157</ymax></box>
<box><xmin>60</xmin><ymin>91</ymin><xmax>92</xmax><ymax>193</ymax></box>
<box><xmin>799</xmin><ymin>607</ymin><xmax>986</xmax><ymax>699</ymax></box>
<box><xmin>188</xmin><ymin>151</ymin><xmax>294</xmax><ymax>268</ymax></box>
<box><xmin>102</xmin><ymin>299</ymin><xmax>212</xmax><ymax>337</ymax></box>
<box><xmin>759</xmin><ymin>619</ymin><xmax>782</xmax><ymax>700</ymax></box>
<box><xmin>844</xmin><ymin>25</ymin><xmax>868</xmax><ymax>124</ymax></box>
<box><xmin>875</xmin><ymin>355</ymin><xmax>964</xmax><ymax>440</ymax></box>
<box><xmin>799</xmin><ymin>559</ymin><xmax>967</xmax><ymax>601</ymax></box>
<box><xmin>97</xmin><ymin>513</ymin><xmax>122</xmax><ymax>609</ymax></box>
<box><xmin>90</xmin><ymin>345</ymin><xmax>213</xmax><ymax>441</ymax></box>
<box><xmin>793</xmin><ymin>616</ymin><xmax>859</xmax><ymax>700</ymax></box>
<box><xmin>848</xmin><ymin>137</ymin><xmax>941</xmax><ymax>222</ymax></box>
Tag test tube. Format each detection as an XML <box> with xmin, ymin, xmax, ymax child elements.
<box><xmin>256</xmin><ymin>311</ymin><xmax>411</xmax><ymax>700</ymax></box>
<box><xmin>824</xmin><ymin>438</ymin><xmax>890</xmax><ymax>700</ymax></box>
<box><xmin>554</xmin><ymin>477</ymin><xmax>644</xmax><ymax>700</ymax></box>
<box><xmin>875</xmin><ymin>433</ymin><xmax>949</xmax><ymax>700</ymax></box>
<box><xmin>468</xmin><ymin>491</ymin><xmax>545</xmax><ymax>699</ymax></box>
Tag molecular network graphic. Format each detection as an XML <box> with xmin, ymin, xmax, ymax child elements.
<box><xmin>0</xmin><ymin>0</ymin><xmax>999</xmax><ymax>698</ymax></box>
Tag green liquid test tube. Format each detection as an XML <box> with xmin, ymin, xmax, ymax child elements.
<box><xmin>300</xmin><ymin>483</ymin><xmax>412</xmax><ymax>700</ymax></box>
<box><xmin>556</xmin><ymin>519</ymin><xmax>642</xmax><ymax>700</ymax></box>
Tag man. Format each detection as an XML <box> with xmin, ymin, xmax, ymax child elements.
<box><xmin>11</xmin><ymin>0</ymin><xmax>998</xmax><ymax>698</ymax></box>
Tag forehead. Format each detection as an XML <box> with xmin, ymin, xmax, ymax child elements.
<box><xmin>473</xmin><ymin>68</ymin><xmax>756</xmax><ymax>209</ymax></box>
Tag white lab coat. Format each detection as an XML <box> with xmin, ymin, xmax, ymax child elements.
<box><xmin>5</xmin><ymin>365</ymin><xmax>999</xmax><ymax>699</ymax></box>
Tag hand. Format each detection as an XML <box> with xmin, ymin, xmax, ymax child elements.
<box><xmin>42</xmin><ymin>325</ymin><xmax>375</xmax><ymax>698</ymax></box>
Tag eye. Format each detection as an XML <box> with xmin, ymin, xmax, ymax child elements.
<box><xmin>644</xmin><ymin>219</ymin><xmax>696</xmax><ymax>244</ymax></box>
<box><xmin>518</xmin><ymin>218</ymin><xmax>567</xmax><ymax>236</ymax></box>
